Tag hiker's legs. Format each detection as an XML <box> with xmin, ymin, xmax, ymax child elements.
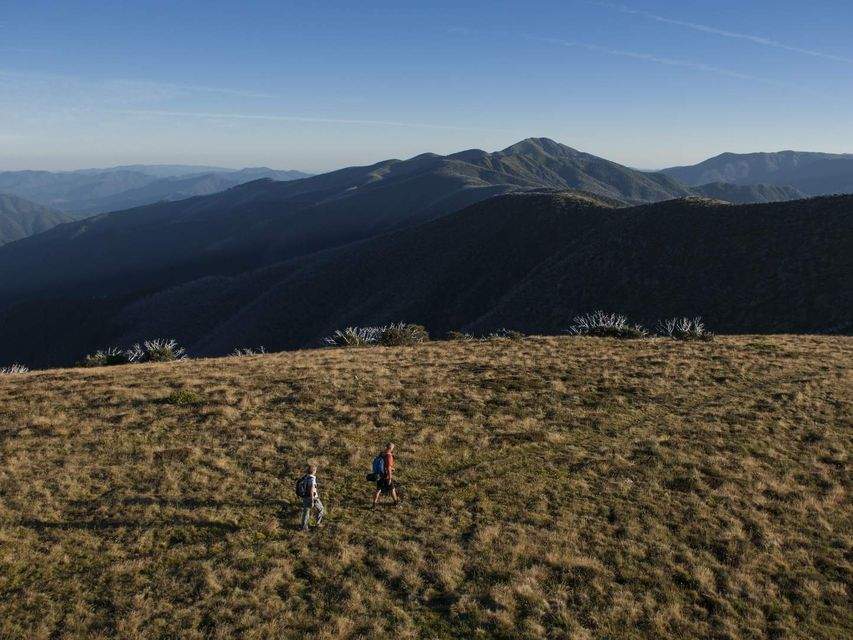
<box><xmin>301</xmin><ymin>497</ymin><xmax>324</xmax><ymax>529</ymax></box>
<box><xmin>390</xmin><ymin>487</ymin><xmax>399</xmax><ymax>504</ymax></box>
<box><xmin>372</xmin><ymin>488</ymin><xmax>382</xmax><ymax>506</ymax></box>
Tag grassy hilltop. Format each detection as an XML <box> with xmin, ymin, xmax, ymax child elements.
<box><xmin>0</xmin><ymin>336</ymin><xmax>850</xmax><ymax>639</ymax></box>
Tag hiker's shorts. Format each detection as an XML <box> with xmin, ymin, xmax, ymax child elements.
<box><xmin>376</xmin><ymin>478</ymin><xmax>395</xmax><ymax>493</ymax></box>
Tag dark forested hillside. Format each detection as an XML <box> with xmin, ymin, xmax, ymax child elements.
<box><xmin>2</xmin><ymin>191</ymin><xmax>849</xmax><ymax>367</ymax></box>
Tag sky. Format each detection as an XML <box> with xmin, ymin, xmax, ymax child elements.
<box><xmin>1</xmin><ymin>0</ymin><xmax>852</xmax><ymax>172</ymax></box>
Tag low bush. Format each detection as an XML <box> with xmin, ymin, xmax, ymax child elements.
<box><xmin>378</xmin><ymin>323</ymin><xmax>429</xmax><ymax>346</ymax></box>
<box><xmin>0</xmin><ymin>364</ymin><xmax>29</xmax><ymax>375</ymax></box>
<box><xmin>486</xmin><ymin>328</ymin><xmax>525</xmax><ymax>341</ymax></box>
<box><xmin>324</xmin><ymin>324</ymin><xmax>429</xmax><ymax>348</ymax></box>
<box><xmin>82</xmin><ymin>346</ymin><xmax>141</xmax><ymax>367</ymax></box>
<box><xmin>324</xmin><ymin>327</ymin><xmax>380</xmax><ymax>347</ymax></box>
<box><xmin>446</xmin><ymin>330</ymin><xmax>476</xmax><ymax>341</ymax></box>
<box><xmin>230</xmin><ymin>346</ymin><xmax>267</xmax><ymax>357</ymax></box>
<box><xmin>80</xmin><ymin>340</ymin><xmax>187</xmax><ymax>366</ymax></box>
<box><xmin>569</xmin><ymin>311</ymin><xmax>648</xmax><ymax>339</ymax></box>
<box><xmin>138</xmin><ymin>339</ymin><xmax>187</xmax><ymax>362</ymax></box>
<box><xmin>658</xmin><ymin>317</ymin><xmax>714</xmax><ymax>341</ymax></box>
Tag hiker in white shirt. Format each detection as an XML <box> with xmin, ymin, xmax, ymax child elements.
<box><xmin>297</xmin><ymin>464</ymin><xmax>325</xmax><ymax>531</ymax></box>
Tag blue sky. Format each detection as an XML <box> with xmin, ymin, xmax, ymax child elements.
<box><xmin>1</xmin><ymin>0</ymin><xmax>851</xmax><ymax>171</ymax></box>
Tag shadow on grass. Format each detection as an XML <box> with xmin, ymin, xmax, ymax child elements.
<box><xmin>69</xmin><ymin>495</ymin><xmax>291</xmax><ymax>510</ymax></box>
<box><xmin>20</xmin><ymin>517</ymin><xmax>240</xmax><ymax>532</ymax></box>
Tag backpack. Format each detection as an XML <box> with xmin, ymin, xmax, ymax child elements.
<box><xmin>372</xmin><ymin>454</ymin><xmax>386</xmax><ymax>477</ymax></box>
<box><xmin>295</xmin><ymin>474</ymin><xmax>311</xmax><ymax>499</ymax></box>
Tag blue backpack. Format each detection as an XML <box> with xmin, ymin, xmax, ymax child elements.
<box><xmin>372</xmin><ymin>454</ymin><xmax>386</xmax><ymax>477</ymax></box>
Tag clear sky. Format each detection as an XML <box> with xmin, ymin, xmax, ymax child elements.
<box><xmin>1</xmin><ymin>0</ymin><xmax>851</xmax><ymax>172</ymax></box>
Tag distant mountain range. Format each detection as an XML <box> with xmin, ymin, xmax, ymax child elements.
<box><xmin>0</xmin><ymin>193</ymin><xmax>71</xmax><ymax>246</ymax></box>
<box><xmin>662</xmin><ymin>151</ymin><xmax>853</xmax><ymax>196</ymax></box>
<box><xmin>0</xmin><ymin>138</ymin><xmax>701</xmax><ymax>305</ymax></box>
<box><xmin>690</xmin><ymin>182</ymin><xmax>805</xmax><ymax>204</ymax></box>
<box><xmin>0</xmin><ymin>137</ymin><xmax>850</xmax><ymax>367</ymax></box>
<box><xmin>0</xmin><ymin>165</ymin><xmax>310</xmax><ymax>217</ymax></box>
<box><xmin>84</xmin><ymin>164</ymin><xmax>235</xmax><ymax>178</ymax></box>
<box><xmin>3</xmin><ymin>142</ymin><xmax>850</xmax><ymax>247</ymax></box>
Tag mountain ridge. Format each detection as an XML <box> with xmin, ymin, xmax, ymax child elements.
<box><xmin>177</xmin><ymin>192</ymin><xmax>853</xmax><ymax>355</ymax></box>
<box><xmin>0</xmin><ymin>193</ymin><xmax>71</xmax><ymax>246</ymax></box>
<box><xmin>691</xmin><ymin>181</ymin><xmax>805</xmax><ymax>203</ymax></box>
<box><xmin>1</xmin><ymin>138</ymin><xmax>850</xmax><ymax>368</ymax></box>
<box><xmin>0</xmin><ymin>165</ymin><xmax>311</xmax><ymax>216</ymax></box>
<box><xmin>1</xmin><ymin>190</ymin><xmax>849</xmax><ymax>367</ymax></box>
<box><xmin>0</xmin><ymin>138</ymin><xmax>695</xmax><ymax>307</ymax></box>
<box><xmin>662</xmin><ymin>150</ymin><xmax>853</xmax><ymax>195</ymax></box>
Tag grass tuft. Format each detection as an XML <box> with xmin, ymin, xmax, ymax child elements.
<box><xmin>0</xmin><ymin>363</ymin><xmax>29</xmax><ymax>375</ymax></box>
<box><xmin>486</xmin><ymin>328</ymin><xmax>525</xmax><ymax>341</ymax></box>
<box><xmin>230</xmin><ymin>346</ymin><xmax>267</xmax><ymax>357</ymax></box>
<box><xmin>658</xmin><ymin>317</ymin><xmax>715</xmax><ymax>341</ymax></box>
<box><xmin>324</xmin><ymin>326</ymin><xmax>380</xmax><ymax>347</ymax></box>
<box><xmin>82</xmin><ymin>346</ymin><xmax>140</xmax><ymax>367</ymax></box>
<box><xmin>164</xmin><ymin>389</ymin><xmax>205</xmax><ymax>406</ymax></box>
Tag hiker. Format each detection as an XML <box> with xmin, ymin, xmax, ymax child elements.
<box><xmin>372</xmin><ymin>442</ymin><xmax>399</xmax><ymax>507</ymax></box>
<box><xmin>296</xmin><ymin>464</ymin><xmax>325</xmax><ymax>531</ymax></box>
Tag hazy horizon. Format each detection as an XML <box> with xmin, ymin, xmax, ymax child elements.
<box><xmin>2</xmin><ymin>137</ymin><xmax>852</xmax><ymax>175</ymax></box>
<box><xmin>2</xmin><ymin>0</ymin><xmax>852</xmax><ymax>173</ymax></box>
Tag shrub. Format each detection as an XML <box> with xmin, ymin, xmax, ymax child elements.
<box><xmin>324</xmin><ymin>324</ymin><xmax>430</xmax><ymax>347</ymax></box>
<box><xmin>81</xmin><ymin>340</ymin><xmax>187</xmax><ymax>366</ymax></box>
<box><xmin>658</xmin><ymin>317</ymin><xmax>714</xmax><ymax>341</ymax></box>
<box><xmin>82</xmin><ymin>346</ymin><xmax>140</xmax><ymax>367</ymax></box>
<box><xmin>230</xmin><ymin>346</ymin><xmax>267</xmax><ymax>357</ymax></box>
<box><xmin>486</xmin><ymin>328</ymin><xmax>525</xmax><ymax>341</ymax></box>
<box><xmin>138</xmin><ymin>339</ymin><xmax>187</xmax><ymax>362</ymax></box>
<box><xmin>377</xmin><ymin>323</ymin><xmax>429</xmax><ymax>346</ymax></box>
<box><xmin>569</xmin><ymin>311</ymin><xmax>648</xmax><ymax>339</ymax></box>
<box><xmin>446</xmin><ymin>330</ymin><xmax>476</xmax><ymax>341</ymax></box>
<box><xmin>0</xmin><ymin>364</ymin><xmax>29</xmax><ymax>375</ymax></box>
<box><xmin>324</xmin><ymin>327</ymin><xmax>380</xmax><ymax>347</ymax></box>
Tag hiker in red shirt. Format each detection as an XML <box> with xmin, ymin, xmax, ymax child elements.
<box><xmin>372</xmin><ymin>442</ymin><xmax>400</xmax><ymax>508</ymax></box>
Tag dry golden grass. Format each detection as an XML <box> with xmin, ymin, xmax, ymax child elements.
<box><xmin>0</xmin><ymin>336</ymin><xmax>850</xmax><ymax>639</ymax></box>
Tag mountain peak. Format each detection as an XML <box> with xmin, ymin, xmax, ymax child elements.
<box><xmin>500</xmin><ymin>137</ymin><xmax>576</xmax><ymax>156</ymax></box>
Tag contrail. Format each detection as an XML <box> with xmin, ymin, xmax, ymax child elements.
<box><xmin>0</xmin><ymin>68</ymin><xmax>276</xmax><ymax>99</ymax></box>
<box><xmin>116</xmin><ymin>109</ymin><xmax>516</xmax><ymax>132</ymax></box>
<box><xmin>591</xmin><ymin>1</ymin><xmax>853</xmax><ymax>64</ymax></box>
<box><xmin>532</xmin><ymin>36</ymin><xmax>801</xmax><ymax>90</ymax></box>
